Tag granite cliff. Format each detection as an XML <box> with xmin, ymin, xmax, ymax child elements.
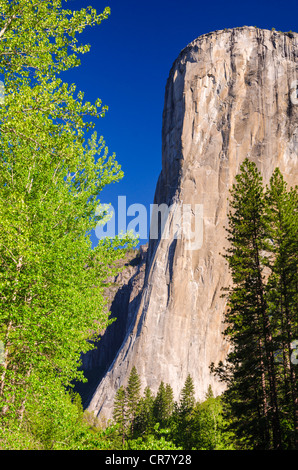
<box><xmin>86</xmin><ymin>26</ymin><xmax>298</xmax><ymax>421</ymax></box>
<box><xmin>76</xmin><ymin>245</ymin><xmax>148</xmax><ymax>407</ymax></box>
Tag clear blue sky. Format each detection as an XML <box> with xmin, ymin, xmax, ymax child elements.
<box><xmin>64</xmin><ymin>0</ymin><xmax>298</xmax><ymax>247</ymax></box>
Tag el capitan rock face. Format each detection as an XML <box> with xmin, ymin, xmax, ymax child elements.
<box><xmin>75</xmin><ymin>245</ymin><xmax>148</xmax><ymax>407</ymax></box>
<box><xmin>87</xmin><ymin>26</ymin><xmax>298</xmax><ymax>421</ymax></box>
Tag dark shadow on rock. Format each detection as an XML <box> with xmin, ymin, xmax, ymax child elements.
<box><xmin>74</xmin><ymin>246</ymin><xmax>147</xmax><ymax>408</ymax></box>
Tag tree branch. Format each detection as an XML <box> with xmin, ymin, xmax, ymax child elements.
<box><xmin>0</xmin><ymin>15</ymin><xmax>17</xmax><ymax>40</ymax></box>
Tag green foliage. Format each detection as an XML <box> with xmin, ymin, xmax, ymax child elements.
<box><xmin>152</xmin><ymin>381</ymin><xmax>174</xmax><ymax>426</ymax></box>
<box><xmin>112</xmin><ymin>367</ymin><xmax>143</xmax><ymax>446</ymax></box>
<box><xmin>111</xmin><ymin>369</ymin><xmax>234</xmax><ymax>450</ymax></box>
<box><xmin>127</xmin><ymin>424</ymin><xmax>182</xmax><ymax>450</ymax></box>
<box><xmin>190</xmin><ymin>393</ymin><xmax>235</xmax><ymax>450</ymax></box>
<box><xmin>112</xmin><ymin>386</ymin><xmax>127</xmax><ymax>449</ymax></box>
<box><xmin>265</xmin><ymin>169</ymin><xmax>298</xmax><ymax>448</ymax></box>
<box><xmin>0</xmin><ymin>0</ymin><xmax>136</xmax><ymax>449</ymax></box>
<box><xmin>212</xmin><ymin>160</ymin><xmax>298</xmax><ymax>450</ymax></box>
<box><xmin>179</xmin><ymin>374</ymin><xmax>195</xmax><ymax>414</ymax></box>
<box><xmin>134</xmin><ymin>386</ymin><xmax>155</xmax><ymax>435</ymax></box>
<box><xmin>170</xmin><ymin>375</ymin><xmax>196</xmax><ymax>449</ymax></box>
<box><xmin>126</xmin><ymin>366</ymin><xmax>141</xmax><ymax>435</ymax></box>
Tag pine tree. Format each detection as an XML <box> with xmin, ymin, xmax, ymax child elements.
<box><xmin>171</xmin><ymin>375</ymin><xmax>196</xmax><ymax>449</ymax></box>
<box><xmin>205</xmin><ymin>385</ymin><xmax>214</xmax><ymax>400</ymax></box>
<box><xmin>216</xmin><ymin>159</ymin><xmax>282</xmax><ymax>449</ymax></box>
<box><xmin>172</xmin><ymin>374</ymin><xmax>196</xmax><ymax>428</ymax></box>
<box><xmin>113</xmin><ymin>386</ymin><xmax>127</xmax><ymax>449</ymax></box>
<box><xmin>165</xmin><ymin>384</ymin><xmax>175</xmax><ymax>419</ymax></box>
<box><xmin>265</xmin><ymin>169</ymin><xmax>298</xmax><ymax>448</ymax></box>
<box><xmin>153</xmin><ymin>382</ymin><xmax>169</xmax><ymax>426</ymax></box>
<box><xmin>134</xmin><ymin>386</ymin><xmax>155</xmax><ymax>436</ymax></box>
<box><xmin>126</xmin><ymin>366</ymin><xmax>141</xmax><ymax>436</ymax></box>
<box><xmin>179</xmin><ymin>374</ymin><xmax>195</xmax><ymax>414</ymax></box>
<box><xmin>213</xmin><ymin>159</ymin><xmax>298</xmax><ymax>449</ymax></box>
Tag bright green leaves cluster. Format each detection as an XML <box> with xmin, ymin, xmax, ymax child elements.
<box><xmin>0</xmin><ymin>0</ymin><xmax>136</xmax><ymax>449</ymax></box>
<box><xmin>0</xmin><ymin>0</ymin><xmax>110</xmax><ymax>78</ymax></box>
<box><xmin>111</xmin><ymin>369</ymin><xmax>232</xmax><ymax>450</ymax></box>
<box><xmin>213</xmin><ymin>159</ymin><xmax>298</xmax><ymax>450</ymax></box>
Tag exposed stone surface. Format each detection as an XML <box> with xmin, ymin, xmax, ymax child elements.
<box><xmin>76</xmin><ymin>245</ymin><xmax>147</xmax><ymax>406</ymax></box>
<box><xmin>87</xmin><ymin>26</ymin><xmax>298</xmax><ymax>422</ymax></box>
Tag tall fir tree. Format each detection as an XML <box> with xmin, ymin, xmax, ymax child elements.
<box><xmin>113</xmin><ymin>386</ymin><xmax>127</xmax><ymax>449</ymax></box>
<box><xmin>134</xmin><ymin>386</ymin><xmax>155</xmax><ymax>437</ymax></box>
<box><xmin>265</xmin><ymin>169</ymin><xmax>298</xmax><ymax>448</ymax></box>
<box><xmin>153</xmin><ymin>382</ymin><xmax>171</xmax><ymax>426</ymax></box>
<box><xmin>190</xmin><ymin>391</ymin><xmax>231</xmax><ymax>450</ymax></box>
<box><xmin>213</xmin><ymin>159</ymin><xmax>297</xmax><ymax>449</ymax></box>
<box><xmin>126</xmin><ymin>366</ymin><xmax>141</xmax><ymax>437</ymax></box>
<box><xmin>179</xmin><ymin>375</ymin><xmax>195</xmax><ymax>414</ymax></box>
<box><xmin>165</xmin><ymin>384</ymin><xmax>175</xmax><ymax>419</ymax></box>
<box><xmin>217</xmin><ymin>159</ymin><xmax>282</xmax><ymax>449</ymax></box>
<box><xmin>170</xmin><ymin>375</ymin><xmax>196</xmax><ymax>449</ymax></box>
